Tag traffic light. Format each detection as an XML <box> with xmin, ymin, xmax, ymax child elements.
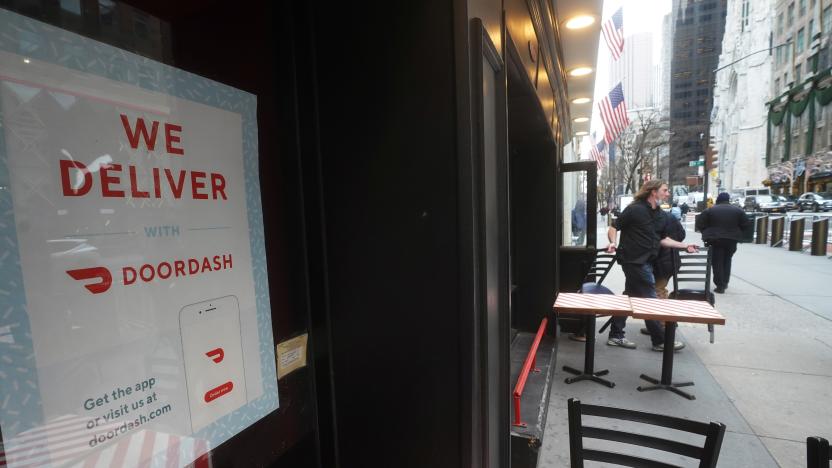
<box><xmin>705</xmin><ymin>145</ymin><xmax>719</xmax><ymax>171</ymax></box>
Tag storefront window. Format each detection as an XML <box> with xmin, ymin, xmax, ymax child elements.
<box><xmin>0</xmin><ymin>5</ymin><xmax>285</xmax><ymax>467</ymax></box>
<box><xmin>563</xmin><ymin>170</ymin><xmax>588</xmax><ymax>247</ymax></box>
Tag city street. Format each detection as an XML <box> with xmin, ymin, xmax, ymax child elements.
<box><xmin>540</xmin><ymin>218</ymin><xmax>832</xmax><ymax>467</ymax></box>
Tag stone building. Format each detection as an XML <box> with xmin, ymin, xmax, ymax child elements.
<box><xmin>710</xmin><ymin>0</ymin><xmax>773</xmax><ymax>192</ymax></box>
<box><xmin>767</xmin><ymin>0</ymin><xmax>832</xmax><ymax>194</ymax></box>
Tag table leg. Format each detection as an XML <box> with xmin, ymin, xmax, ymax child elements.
<box><xmin>563</xmin><ymin>314</ymin><xmax>615</xmax><ymax>388</ymax></box>
<box><xmin>637</xmin><ymin>322</ymin><xmax>695</xmax><ymax>400</ymax></box>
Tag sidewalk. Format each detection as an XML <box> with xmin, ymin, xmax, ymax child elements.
<box><xmin>539</xmin><ymin>222</ymin><xmax>832</xmax><ymax>467</ymax></box>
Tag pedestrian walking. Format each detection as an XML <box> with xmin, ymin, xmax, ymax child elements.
<box><xmin>695</xmin><ymin>192</ymin><xmax>750</xmax><ymax>293</ymax></box>
<box><xmin>571</xmin><ymin>198</ymin><xmax>587</xmax><ymax>245</ymax></box>
<box><xmin>605</xmin><ymin>180</ymin><xmax>698</xmax><ymax>351</ymax></box>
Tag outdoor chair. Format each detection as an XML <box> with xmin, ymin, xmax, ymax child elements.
<box><xmin>670</xmin><ymin>246</ymin><xmax>717</xmax><ymax>342</ymax></box>
<box><xmin>582</xmin><ymin>253</ymin><xmax>616</xmax><ymax>286</ymax></box>
<box><xmin>558</xmin><ymin>253</ymin><xmax>618</xmax><ymax>335</ymax></box>
<box><xmin>567</xmin><ymin>398</ymin><xmax>726</xmax><ymax>468</ymax></box>
<box><xmin>808</xmin><ymin>436</ymin><xmax>831</xmax><ymax>468</ymax></box>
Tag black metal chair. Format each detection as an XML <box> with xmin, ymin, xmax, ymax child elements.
<box><xmin>670</xmin><ymin>246</ymin><xmax>717</xmax><ymax>342</ymax></box>
<box><xmin>808</xmin><ymin>436</ymin><xmax>831</xmax><ymax>468</ymax></box>
<box><xmin>583</xmin><ymin>253</ymin><xmax>616</xmax><ymax>286</ymax></box>
<box><xmin>558</xmin><ymin>253</ymin><xmax>618</xmax><ymax>335</ymax></box>
<box><xmin>567</xmin><ymin>398</ymin><xmax>726</xmax><ymax>468</ymax></box>
<box><xmin>670</xmin><ymin>246</ymin><xmax>714</xmax><ymax>305</ymax></box>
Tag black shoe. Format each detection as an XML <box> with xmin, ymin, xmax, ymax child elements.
<box><xmin>714</xmin><ymin>287</ymin><xmax>725</xmax><ymax>294</ymax></box>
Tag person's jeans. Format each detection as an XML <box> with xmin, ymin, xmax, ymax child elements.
<box><xmin>609</xmin><ymin>263</ymin><xmax>665</xmax><ymax>346</ymax></box>
<box><xmin>709</xmin><ymin>239</ymin><xmax>738</xmax><ymax>289</ymax></box>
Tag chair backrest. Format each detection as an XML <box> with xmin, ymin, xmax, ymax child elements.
<box><xmin>671</xmin><ymin>247</ymin><xmax>714</xmax><ymax>305</ymax></box>
<box><xmin>582</xmin><ymin>253</ymin><xmax>616</xmax><ymax>286</ymax></box>
<box><xmin>808</xmin><ymin>436</ymin><xmax>831</xmax><ymax>468</ymax></box>
<box><xmin>567</xmin><ymin>398</ymin><xmax>726</xmax><ymax>468</ymax></box>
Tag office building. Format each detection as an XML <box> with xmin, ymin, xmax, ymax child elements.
<box><xmin>668</xmin><ymin>0</ymin><xmax>728</xmax><ymax>187</ymax></box>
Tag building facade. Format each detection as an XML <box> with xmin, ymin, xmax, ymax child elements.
<box><xmin>767</xmin><ymin>0</ymin><xmax>832</xmax><ymax>195</ymax></box>
<box><xmin>710</xmin><ymin>0</ymin><xmax>773</xmax><ymax>192</ymax></box>
<box><xmin>669</xmin><ymin>0</ymin><xmax>728</xmax><ymax>187</ymax></box>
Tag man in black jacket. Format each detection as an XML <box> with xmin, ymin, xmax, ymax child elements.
<box><xmin>696</xmin><ymin>192</ymin><xmax>750</xmax><ymax>293</ymax></box>
<box><xmin>606</xmin><ymin>180</ymin><xmax>698</xmax><ymax>351</ymax></box>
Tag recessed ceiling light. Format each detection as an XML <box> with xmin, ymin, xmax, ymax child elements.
<box><xmin>23</xmin><ymin>58</ymin><xmax>30</xmax><ymax>64</ymax></box>
<box><xmin>565</xmin><ymin>15</ymin><xmax>595</xmax><ymax>30</ymax></box>
<box><xmin>572</xmin><ymin>97</ymin><xmax>591</xmax><ymax>104</ymax></box>
<box><xmin>569</xmin><ymin>67</ymin><xmax>593</xmax><ymax>77</ymax></box>
<box><xmin>573</xmin><ymin>117</ymin><xmax>589</xmax><ymax>123</ymax></box>
<box><xmin>575</xmin><ymin>131</ymin><xmax>589</xmax><ymax>136</ymax></box>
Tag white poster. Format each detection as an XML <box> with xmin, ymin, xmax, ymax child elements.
<box><xmin>0</xmin><ymin>9</ymin><xmax>278</xmax><ymax>467</ymax></box>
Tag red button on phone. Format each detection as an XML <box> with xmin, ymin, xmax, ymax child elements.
<box><xmin>204</xmin><ymin>381</ymin><xmax>234</xmax><ymax>402</ymax></box>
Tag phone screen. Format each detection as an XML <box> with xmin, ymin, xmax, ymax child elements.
<box><xmin>180</xmin><ymin>295</ymin><xmax>248</xmax><ymax>432</ymax></box>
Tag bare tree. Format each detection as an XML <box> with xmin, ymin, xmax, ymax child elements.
<box><xmin>613</xmin><ymin>110</ymin><xmax>672</xmax><ymax>194</ymax></box>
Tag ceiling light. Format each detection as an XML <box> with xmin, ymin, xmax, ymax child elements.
<box><xmin>565</xmin><ymin>15</ymin><xmax>595</xmax><ymax>30</ymax></box>
<box><xmin>23</xmin><ymin>58</ymin><xmax>30</xmax><ymax>64</ymax></box>
<box><xmin>572</xmin><ymin>97</ymin><xmax>591</xmax><ymax>104</ymax></box>
<box><xmin>569</xmin><ymin>67</ymin><xmax>593</xmax><ymax>77</ymax></box>
<box><xmin>573</xmin><ymin>117</ymin><xmax>589</xmax><ymax>123</ymax></box>
<box><xmin>575</xmin><ymin>131</ymin><xmax>589</xmax><ymax>136</ymax></box>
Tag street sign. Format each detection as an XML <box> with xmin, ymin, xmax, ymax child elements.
<box><xmin>689</xmin><ymin>160</ymin><xmax>704</xmax><ymax>167</ymax></box>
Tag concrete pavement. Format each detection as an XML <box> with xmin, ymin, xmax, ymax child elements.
<box><xmin>539</xmin><ymin>219</ymin><xmax>832</xmax><ymax>467</ymax></box>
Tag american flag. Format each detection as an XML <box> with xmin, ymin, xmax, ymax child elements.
<box><xmin>589</xmin><ymin>136</ymin><xmax>607</xmax><ymax>171</ymax></box>
<box><xmin>602</xmin><ymin>7</ymin><xmax>625</xmax><ymax>60</ymax></box>
<box><xmin>599</xmin><ymin>83</ymin><xmax>630</xmax><ymax>144</ymax></box>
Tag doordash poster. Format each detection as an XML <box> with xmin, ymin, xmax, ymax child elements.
<box><xmin>0</xmin><ymin>9</ymin><xmax>278</xmax><ymax>467</ymax></box>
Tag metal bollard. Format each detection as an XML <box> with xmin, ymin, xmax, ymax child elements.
<box><xmin>811</xmin><ymin>218</ymin><xmax>829</xmax><ymax>256</ymax></box>
<box><xmin>755</xmin><ymin>215</ymin><xmax>769</xmax><ymax>244</ymax></box>
<box><xmin>770</xmin><ymin>217</ymin><xmax>785</xmax><ymax>247</ymax></box>
<box><xmin>789</xmin><ymin>217</ymin><xmax>805</xmax><ymax>251</ymax></box>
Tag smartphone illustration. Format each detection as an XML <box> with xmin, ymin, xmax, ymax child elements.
<box><xmin>180</xmin><ymin>295</ymin><xmax>248</xmax><ymax>432</ymax></box>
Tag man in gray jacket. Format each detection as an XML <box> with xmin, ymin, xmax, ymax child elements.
<box><xmin>696</xmin><ymin>192</ymin><xmax>750</xmax><ymax>293</ymax></box>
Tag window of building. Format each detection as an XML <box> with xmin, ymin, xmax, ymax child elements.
<box><xmin>777</xmin><ymin>13</ymin><xmax>784</xmax><ymax>35</ymax></box>
<box><xmin>809</xmin><ymin>19</ymin><xmax>814</xmax><ymax>40</ymax></box>
<box><xmin>800</xmin><ymin>0</ymin><xmax>807</xmax><ymax>16</ymax></box>
<box><xmin>59</xmin><ymin>0</ymin><xmax>82</xmax><ymax>15</ymax></box>
<box><xmin>808</xmin><ymin>58</ymin><xmax>813</xmax><ymax>74</ymax></box>
<box><xmin>827</xmin><ymin>120</ymin><xmax>832</xmax><ymax>149</ymax></box>
<box><xmin>824</xmin><ymin>6</ymin><xmax>832</xmax><ymax>35</ymax></box>
<box><xmin>784</xmin><ymin>72</ymin><xmax>789</xmax><ymax>85</ymax></box>
<box><xmin>788</xmin><ymin>2</ymin><xmax>795</xmax><ymax>27</ymax></box>
<box><xmin>741</xmin><ymin>0</ymin><xmax>750</xmax><ymax>31</ymax></box>
<box><xmin>776</xmin><ymin>47</ymin><xmax>783</xmax><ymax>65</ymax></box>
<box><xmin>775</xmin><ymin>77</ymin><xmax>781</xmax><ymax>91</ymax></box>
<box><xmin>796</xmin><ymin>62</ymin><xmax>802</xmax><ymax>82</ymax></box>
<box><xmin>797</xmin><ymin>28</ymin><xmax>805</xmax><ymax>53</ymax></box>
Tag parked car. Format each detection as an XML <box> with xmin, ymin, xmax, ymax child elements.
<box><xmin>796</xmin><ymin>192</ymin><xmax>832</xmax><ymax>212</ymax></box>
<box><xmin>779</xmin><ymin>195</ymin><xmax>798</xmax><ymax>211</ymax></box>
<box><xmin>744</xmin><ymin>195</ymin><xmax>779</xmax><ymax>212</ymax></box>
<box><xmin>757</xmin><ymin>195</ymin><xmax>788</xmax><ymax>213</ymax></box>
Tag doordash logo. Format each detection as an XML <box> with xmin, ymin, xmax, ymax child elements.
<box><xmin>66</xmin><ymin>267</ymin><xmax>113</xmax><ymax>294</ymax></box>
<box><xmin>67</xmin><ymin>254</ymin><xmax>233</xmax><ymax>294</ymax></box>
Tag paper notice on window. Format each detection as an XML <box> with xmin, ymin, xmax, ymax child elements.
<box><xmin>276</xmin><ymin>334</ymin><xmax>309</xmax><ymax>379</ymax></box>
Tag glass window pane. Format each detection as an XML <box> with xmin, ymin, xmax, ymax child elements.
<box><xmin>563</xmin><ymin>171</ymin><xmax>588</xmax><ymax>247</ymax></box>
